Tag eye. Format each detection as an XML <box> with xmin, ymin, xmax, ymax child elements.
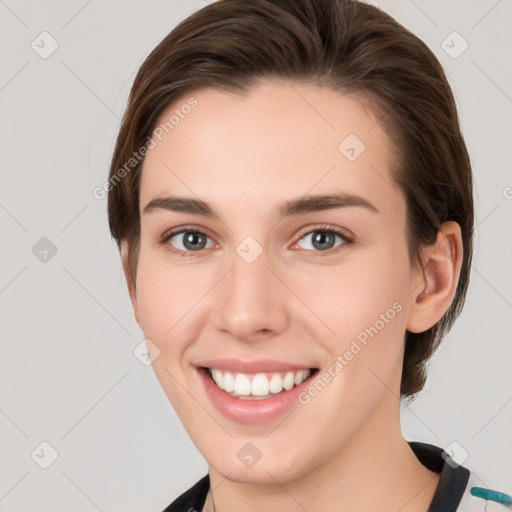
<box><xmin>159</xmin><ymin>223</ymin><xmax>353</xmax><ymax>257</ymax></box>
<box><xmin>293</xmin><ymin>225</ymin><xmax>352</xmax><ymax>254</ymax></box>
<box><xmin>159</xmin><ymin>227</ymin><xmax>216</xmax><ymax>256</ymax></box>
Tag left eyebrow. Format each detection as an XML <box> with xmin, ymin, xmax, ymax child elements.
<box><xmin>276</xmin><ymin>191</ymin><xmax>379</xmax><ymax>217</ymax></box>
<box><xmin>142</xmin><ymin>191</ymin><xmax>379</xmax><ymax>218</ymax></box>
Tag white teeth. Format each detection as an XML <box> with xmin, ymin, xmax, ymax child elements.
<box><xmin>269</xmin><ymin>373</ymin><xmax>283</xmax><ymax>393</ymax></box>
<box><xmin>233</xmin><ymin>373</ymin><xmax>251</xmax><ymax>395</ymax></box>
<box><xmin>208</xmin><ymin>368</ymin><xmax>312</xmax><ymax>398</ymax></box>
<box><xmin>211</xmin><ymin>369</ymin><xmax>223</xmax><ymax>388</ymax></box>
<box><xmin>251</xmin><ymin>374</ymin><xmax>270</xmax><ymax>396</ymax></box>
<box><xmin>223</xmin><ymin>371</ymin><xmax>235</xmax><ymax>392</ymax></box>
<box><xmin>295</xmin><ymin>370</ymin><xmax>307</xmax><ymax>386</ymax></box>
<box><xmin>283</xmin><ymin>372</ymin><xmax>295</xmax><ymax>390</ymax></box>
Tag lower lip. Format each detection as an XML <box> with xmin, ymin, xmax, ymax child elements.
<box><xmin>198</xmin><ymin>368</ymin><xmax>317</xmax><ymax>424</ymax></box>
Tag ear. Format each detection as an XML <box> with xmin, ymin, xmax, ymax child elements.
<box><xmin>406</xmin><ymin>221</ymin><xmax>464</xmax><ymax>333</ymax></box>
<box><xmin>121</xmin><ymin>240</ymin><xmax>140</xmax><ymax>327</ymax></box>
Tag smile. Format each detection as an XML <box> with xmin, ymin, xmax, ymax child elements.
<box><xmin>207</xmin><ymin>368</ymin><xmax>312</xmax><ymax>400</ymax></box>
<box><xmin>197</xmin><ymin>360</ymin><xmax>319</xmax><ymax>423</ymax></box>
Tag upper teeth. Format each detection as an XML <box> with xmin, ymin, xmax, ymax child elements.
<box><xmin>209</xmin><ymin>368</ymin><xmax>311</xmax><ymax>397</ymax></box>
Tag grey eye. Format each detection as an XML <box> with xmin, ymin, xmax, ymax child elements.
<box><xmin>297</xmin><ymin>230</ymin><xmax>345</xmax><ymax>251</ymax></box>
<box><xmin>169</xmin><ymin>231</ymin><xmax>214</xmax><ymax>251</ymax></box>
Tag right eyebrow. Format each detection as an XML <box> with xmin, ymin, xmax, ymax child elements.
<box><xmin>143</xmin><ymin>196</ymin><xmax>219</xmax><ymax>218</ymax></box>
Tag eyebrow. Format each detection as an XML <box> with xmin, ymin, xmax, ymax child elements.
<box><xmin>143</xmin><ymin>191</ymin><xmax>379</xmax><ymax>218</ymax></box>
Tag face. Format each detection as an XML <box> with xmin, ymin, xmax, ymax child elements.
<box><xmin>129</xmin><ymin>81</ymin><xmax>425</xmax><ymax>484</ymax></box>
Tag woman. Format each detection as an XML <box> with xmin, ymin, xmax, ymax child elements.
<box><xmin>106</xmin><ymin>0</ymin><xmax>509</xmax><ymax>510</ymax></box>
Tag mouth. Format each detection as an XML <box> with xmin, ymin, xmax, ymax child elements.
<box><xmin>195</xmin><ymin>358</ymin><xmax>320</xmax><ymax>423</ymax></box>
<box><xmin>201</xmin><ymin>367</ymin><xmax>318</xmax><ymax>400</ymax></box>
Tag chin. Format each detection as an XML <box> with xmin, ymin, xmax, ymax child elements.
<box><xmin>206</xmin><ymin>445</ymin><xmax>311</xmax><ymax>486</ymax></box>
<box><xmin>214</xmin><ymin>463</ymin><xmax>301</xmax><ymax>486</ymax></box>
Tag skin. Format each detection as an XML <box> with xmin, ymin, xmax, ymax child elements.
<box><xmin>122</xmin><ymin>81</ymin><xmax>463</xmax><ymax>512</ymax></box>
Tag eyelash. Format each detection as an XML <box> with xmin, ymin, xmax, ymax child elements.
<box><xmin>158</xmin><ymin>224</ymin><xmax>354</xmax><ymax>258</ymax></box>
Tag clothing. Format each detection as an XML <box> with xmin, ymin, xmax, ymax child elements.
<box><xmin>161</xmin><ymin>441</ymin><xmax>509</xmax><ymax>512</ymax></box>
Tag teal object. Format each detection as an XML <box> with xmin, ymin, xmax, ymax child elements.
<box><xmin>471</xmin><ymin>487</ymin><xmax>512</xmax><ymax>504</ymax></box>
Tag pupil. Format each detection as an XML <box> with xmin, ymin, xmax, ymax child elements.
<box><xmin>313</xmin><ymin>232</ymin><xmax>334</xmax><ymax>250</ymax></box>
<box><xmin>184</xmin><ymin>232</ymin><xmax>205</xmax><ymax>250</ymax></box>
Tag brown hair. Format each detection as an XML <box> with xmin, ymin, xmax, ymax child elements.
<box><xmin>107</xmin><ymin>0</ymin><xmax>473</xmax><ymax>403</ymax></box>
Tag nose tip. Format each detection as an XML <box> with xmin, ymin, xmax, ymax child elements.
<box><xmin>211</xmin><ymin>256</ymin><xmax>288</xmax><ymax>342</ymax></box>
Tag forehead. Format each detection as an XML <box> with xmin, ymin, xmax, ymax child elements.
<box><xmin>139</xmin><ymin>81</ymin><xmax>400</xmax><ymax>218</ymax></box>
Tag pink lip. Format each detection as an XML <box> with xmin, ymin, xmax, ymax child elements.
<box><xmin>197</xmin><ymin>366</ymin><xmax>317</xmax><ymax>424</ymax></box>
<box><xmin>196</xmin><ymin>358</ymin><xmax>314</xmax><ymax>374</ymax></box>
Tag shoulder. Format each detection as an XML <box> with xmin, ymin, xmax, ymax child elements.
<box><xmin>160</xmin><ymin>474</ymin><xmax>210</xmax><ymax>512</ymax></box>
<box><xmin>408</xmin><ymin>441</ymin><xmax>510</xmax><ymax>512</ymax></box>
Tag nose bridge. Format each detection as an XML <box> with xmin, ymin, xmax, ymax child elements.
<box><xmin>212</xmin><ymin>239</ymin><xmax>287</xmax><ymax>340</ymax></box>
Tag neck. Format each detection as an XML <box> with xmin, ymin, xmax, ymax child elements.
<box><xmin>204</xmin><ymin>378</ymin><xmax>440</xmax><ymax>512</ymax></box>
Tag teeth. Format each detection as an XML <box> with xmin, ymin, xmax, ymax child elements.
<box><xmin>295</xmin><ymin>370</ymin><xmax>308</xmax><ymax>386</ymax></box>
<box><xmin>233</xmin><ymin>373</ymin><xmax>251</xmax><ymax>395</ymax></box>
<box><xmin>269</xmin><ymin>373</ymin><xmax>283</xmax><ymax>393</ymax></box>
<box><xmin>211</xmin><ymin>369</ymin><xmax>223</xmax><ymax>388</ymax></box>
<box><xmin>223</xmin><ymin>371</ymin><xmax>235</xmax><ymax>392</ymax></box>
<box><xmin>208</xmin><ymin>368</ymin><xmax>312</xmax><ymax>398</ymax></box>
<box><xmin>283</xmin><ymin>372</ymin><xmax>295</xmax><ymax>390</ymax></box>
<box><xmin>251</xmin><ymin>374</ymin><xmax>269</xmax><ymax>396</ymax></box>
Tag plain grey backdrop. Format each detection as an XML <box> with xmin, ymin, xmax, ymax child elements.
<box><xmin>1</xmin><ymin>0</ymin><xmax>511</xmax><ymax>510</ymax></box>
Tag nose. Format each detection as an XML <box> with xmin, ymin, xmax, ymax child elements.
<box><xmin>211</xmin><ymin>248</ymin><xmax>289</xmax><ymax>343</ymax></box>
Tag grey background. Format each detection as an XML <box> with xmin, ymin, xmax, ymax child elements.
<box><xmin>1</xmin><ymin>0</ymin><xmax>511</xmax><ymax>510</ymax></box>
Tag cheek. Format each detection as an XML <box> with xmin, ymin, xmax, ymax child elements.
<box><xmin>297</xmin><ymin>248</ymin><xmax>409</xmax><ymax>343</ymax></box>
<box><xmin>301</xmin><ymin>245</ymin><xmax>410</xmax><ymax>391</ymax></box>
<box><xmin>134</xmin><ymin>247</ymin><xmax>194</xmax><ymax>344</ymax></box>
<box><xmin>134</xmin><ymin>246</ymin><xmax>221</xmax><ymax>379</ymax></box>
<box><xmin>133</xmin><ymin>251</ymin><xmax>203</xmax><ymax>408</ymax></box>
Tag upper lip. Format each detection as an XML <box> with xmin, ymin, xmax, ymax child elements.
<box><xmin>197</xmin><ymin>358</ymin><xmax>316</xmax><ymax>373</ymax></box>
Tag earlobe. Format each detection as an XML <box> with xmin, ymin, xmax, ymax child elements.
<box><xmin>406</xmin><ymin>222</ymin><xmax>463</xmax><ymax>334</ymax></box>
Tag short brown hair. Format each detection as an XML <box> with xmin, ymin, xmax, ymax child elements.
<box><xmin>107</xmin><ymin>0</ymin><xmax>474</xmax><ymax>402</ymax></box>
